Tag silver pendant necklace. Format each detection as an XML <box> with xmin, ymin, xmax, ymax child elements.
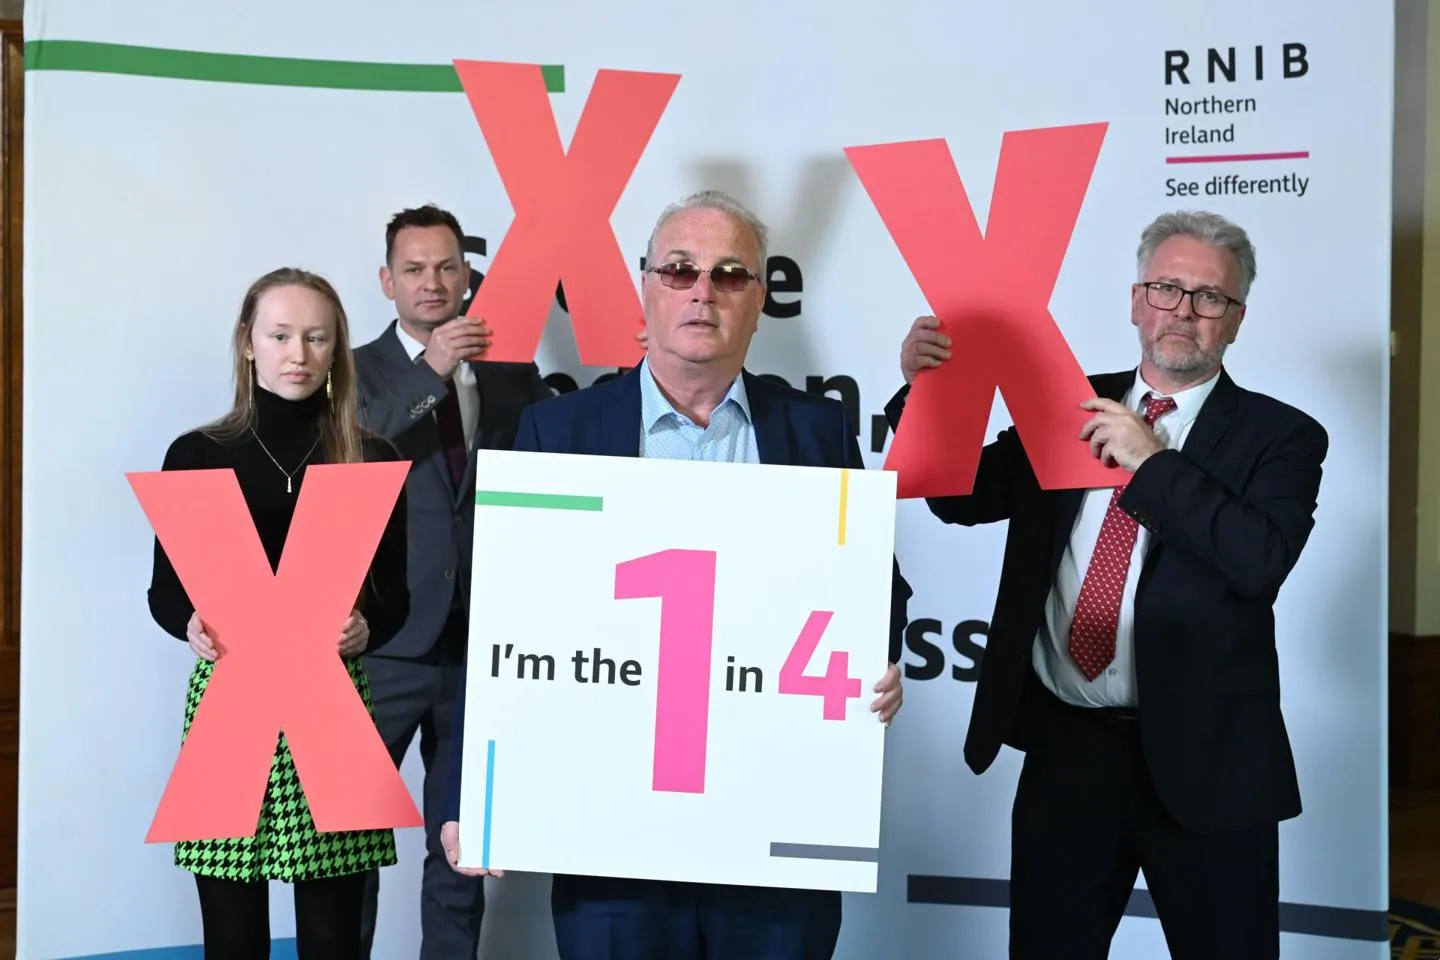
<box><xmin>251</xmin><ymin>429</ymin><xmax>322</xmax><ymax>494</ymax></box>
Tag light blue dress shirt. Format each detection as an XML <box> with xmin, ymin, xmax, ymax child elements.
<box><xmin>637</xmin><ymin>358</ymin><xmax>760</xmax><ymax>465</ymax></box>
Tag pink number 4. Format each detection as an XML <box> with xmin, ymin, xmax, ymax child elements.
<box><xmin>779</xmin><ymin>610</ymin><xmax>862</xmax><ymax>721</ymax></box>
<box><xmin>615</xmin><ymin>550</ymin><xmax>863</xmax><ymax>798</ymax></box>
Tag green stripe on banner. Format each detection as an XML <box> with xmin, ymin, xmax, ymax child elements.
<box><xmin>23</xmin><ymin>40</ymin><xmax>565</xmax><ymax>93</ymax></box>
<box><xmin>475</xmin><ymin>490</ymin><xmax>603</xmax><ymax>511</ymax></box>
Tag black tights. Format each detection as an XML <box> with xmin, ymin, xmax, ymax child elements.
<box><xmin>195</xmin><ymin>873</ymin><xmax>366</xmax><ymax>959</ymax></box>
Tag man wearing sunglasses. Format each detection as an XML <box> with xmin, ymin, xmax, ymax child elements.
<box><xmin>886</xmin><ymin>210</ymin><xmax>1327</xmax><ymax>959</ymax></box>
<box><xmin>440</xmin><ymin>189</ymin><xmax>912</xmax><ymax>960</ymax></box>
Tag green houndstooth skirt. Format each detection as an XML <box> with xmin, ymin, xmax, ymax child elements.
<box><xmin>172</xmin><ymin>656</ymin><xmax>398</xmax><ymax>883</ymax></box>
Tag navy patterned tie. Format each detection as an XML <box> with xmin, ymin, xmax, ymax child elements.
<box><xmin>433</xmin><ymin>376</ymin><xmax>468</xmax><ymax>491</ymax></box>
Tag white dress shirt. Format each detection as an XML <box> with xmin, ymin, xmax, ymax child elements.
<box><xmin>1031</xmin><ymin>368</ymin><xmax>1219</xmax><ymax>708</ymax></box>
<box><xmin>395</xmin><ymin>322</ymin><xmax>480</xmax><ymax>451</ymax></box>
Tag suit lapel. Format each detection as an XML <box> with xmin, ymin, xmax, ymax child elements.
<box><xmin>1175</xmin><ymin>368</ymin><xmax>1240</xmax><ymax>464</ymax></box>
<box><xmin>743</xmin><ymin>372</ymin><xmax>791</xmax><ymax>465</ymax></box>
<box><xmin>465</xmin><ymin>359</ymin><xmax>496</xmax><ymax>450</ymax></box>
<box><xmin>376</xmin><ymin>321</ymin><xmax>415</xmax><ymax>368</ymax></box>
<box><xmin>598</xmin><ymin>369</ymin><xmax>643</xmax><ymax>458</ymax></box>
<box><xmin>1047</xmin><ymin>369</ymin><xmax>1135</xmax><ymax>574</ymax></box>
<box><xmin>444</xmin><ymin>361</ymin><xmax>491</xmax><ymax>509</ymax></box>
<box><xmin>379</xmin><ymin>323</ymin><xmax>460</xmax><ymax>499</ymax></box>
<box><xmin>1133</xmin><ymin>368</ymin><xmax>1241</xmax><ymax>585</ymax></box>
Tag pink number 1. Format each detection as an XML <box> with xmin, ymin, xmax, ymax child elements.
<box><xmin>615</xmin><ymin>550</ymin><xmax>864</xmax><ymax>796</ymax></box>
<box><xmin>614</xmin><ymin>549</ymin><xmax>715</xmax><ymax>794</ymax></box>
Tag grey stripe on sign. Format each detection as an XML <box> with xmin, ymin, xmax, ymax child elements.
<box><xmin>770</xmin><ymin>842</ymin><xmax>879</xmax><ymax>862</ymax></box>
<box><xmin>906</xmin><ymin>876</ymin><xmax>1388</xmax><ymax>943</ymax></box>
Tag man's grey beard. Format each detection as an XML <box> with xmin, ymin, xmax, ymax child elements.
<box><xmin>1140</xmin><ymin>328</ymin><xmax>1227</xmax><ymax>374</ymax></box>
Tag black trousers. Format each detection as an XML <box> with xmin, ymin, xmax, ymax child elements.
<box><xmin>195</xmin><ymin>872</ymin><xmax>366</xmax><ymax>959</ymax></box>
<box><xmin>551</xmin><ymin>874</ymin><xmax>841</xmax><ymax>959</ymax></box>
<box><xmin>1009</xmin><ymin>679</ymin><xmax>1280</xmax><ymax>960</ymax></box>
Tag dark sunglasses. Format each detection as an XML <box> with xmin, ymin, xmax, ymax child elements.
<box><xmin>647</xmin><ymin>261</ymin><xmax>759</xmax><ymax>293</ymax></box>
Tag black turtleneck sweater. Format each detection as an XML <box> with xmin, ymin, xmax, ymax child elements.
<box><xmin>146</xmin><ymin>385</ymin><xmax>410</xmax><ymax>653</ymax></box>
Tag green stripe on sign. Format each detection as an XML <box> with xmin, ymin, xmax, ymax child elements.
<box><xmin>475</xmin><ymin>491</ymin><xmax>603</xmax><ymax>511</ymax></box>
<box><xmin>23</xmin><ymin>40</ymin><xmax>565</xmax><ymax>93</ymax></box>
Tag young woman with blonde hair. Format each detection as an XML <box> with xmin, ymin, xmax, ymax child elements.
<box><xmin>146</xmin><ymin>266</ymin><xmax>410</xmax><ymax>958</ymax></box>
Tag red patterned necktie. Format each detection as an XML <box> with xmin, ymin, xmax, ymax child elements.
<box><xmin>1067</xmin><ymin>393</ymin><xmax>1178</xmax><ymax>681</ymax></box>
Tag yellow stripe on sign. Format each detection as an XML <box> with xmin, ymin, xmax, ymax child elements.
<box><xmin>837</xmin><ymin>469</ymin><xmax>850</xmax><ymax>546</ymax></box>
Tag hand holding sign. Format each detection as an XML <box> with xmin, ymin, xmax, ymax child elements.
<box><xmin>423</xmin><ymin>316</ymin><xmax>493</xmax><ymax>377</ymax></box>
<box><xmin>900</xmin><ymin>315</ymin><xmax>951</xmax><ymax>382</ymax></box>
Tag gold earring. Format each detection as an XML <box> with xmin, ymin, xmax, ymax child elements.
<box><xmin>326</xmin><ymin>369</ymin><xmax>333</xmax><ymax>402</ymax></box>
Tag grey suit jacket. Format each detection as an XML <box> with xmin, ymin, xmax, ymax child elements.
<box><xmin>353</xmin><ymin>320</ymin><xmax>554</xmax><ymax>660</ymax></box>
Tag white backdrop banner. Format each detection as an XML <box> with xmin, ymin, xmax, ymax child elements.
<box><xmin>19</xmin><ymin>0</ymin><xmax>1391</xmax><ymax>957</ymax></box>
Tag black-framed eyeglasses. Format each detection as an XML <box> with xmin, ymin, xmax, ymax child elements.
<box><xmin>1141</xmin><ymin>281</ymin><xmax>1240</xmax><ymax>319</ymax></box>
<box><xmin>647</xmin><ymin>261</ymin><xmax>759</xmax><ymax>294</ymax></box>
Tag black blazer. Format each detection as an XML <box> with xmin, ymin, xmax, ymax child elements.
<box><xmin>885</xmin><ymin>367</ymin><xmax>1328</xmax><ymax>835</ymax></box>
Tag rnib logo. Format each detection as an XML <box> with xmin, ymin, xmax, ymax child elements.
<box><xmin>1164</xmin><ymin>43</ymin><xmax>1309</xmax><ymax>84</ymax></box>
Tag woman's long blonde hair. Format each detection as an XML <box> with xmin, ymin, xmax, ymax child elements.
<box><xmin>203</xmin><ymin>267</ymin><xmax>364</xmax><ymax>465</ymax></box>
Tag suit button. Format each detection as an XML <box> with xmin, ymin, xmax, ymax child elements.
<box><xmin>444</xmin><ymin>568</ymin><xmax>454</xmax><ymax>579</ymax></box>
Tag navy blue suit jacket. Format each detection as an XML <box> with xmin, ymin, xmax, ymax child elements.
<box><xmin>443</xmin><ymin>366</ymin><xmax>912</xmax><ymax>823</ymax></box>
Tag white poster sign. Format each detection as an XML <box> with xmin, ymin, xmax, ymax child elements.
<box><xmin>458</xmin><ymin>450</ymin><xmax>897</xmax><ymax>892</ymax></box>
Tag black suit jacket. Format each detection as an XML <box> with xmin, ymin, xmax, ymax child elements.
<box><xmin>353</xmin><ymin>321</ymin><xmax>554</xmax><ymax>659</ymax></box>
<box><xmin>885</xmin><ymin>367</ymin><xmax>1328</xmax><ymax>834</ymax></box>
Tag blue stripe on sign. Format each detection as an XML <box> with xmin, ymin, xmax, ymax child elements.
<box><xmin>61</xmin><ymin>940</ymin><xmax>297</xmax><ymax>959</ymax></box>
<box><xmin>483</xmin><ymin>739</ymin><xmax>496</xmax><ymax>868</ymax></box>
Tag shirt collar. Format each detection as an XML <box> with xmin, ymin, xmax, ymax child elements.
<box><xmin>1129</xmin><ymin>366</ymin><xmax>1219</xmax><ymax>429</ymax></box>
<box><xmin>639</xmin><ymin>357</ymin><xmax>752</xmax><ymax>430</ymax></box>
<box><xmin>394</xmin><ymin>320</ymin><xmax>426</xmax><ymax>362</ymax></box>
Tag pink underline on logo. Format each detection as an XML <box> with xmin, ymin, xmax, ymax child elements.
<box><xmin>1165</xmin><ymin>151</ymin><xmax>1310</xmax><ymax>164</ymax></box>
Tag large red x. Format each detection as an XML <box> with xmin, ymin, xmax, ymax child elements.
<box><xmin>845</xmin><ymin>123</ymin><xmax>1121</xmax><ymax>498</ymax></box>
<box><xmin>129</xmin><ymin>462</ymin><xmax>423</xmax><ymax>842</ymax></box>
<box><xmin>455</xmin><ymin>60</ymin><xmax>679</xmax><ymax>369</ymax></box>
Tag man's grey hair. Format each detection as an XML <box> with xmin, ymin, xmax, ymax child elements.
<box><xmin>1136</xmin><ymin>210</ymin><xmax>1257</xmax><ymax>303</ymax></box>
<box><xmin>645</xmin><ymin>189</ymin><xmax>769</xmax><ymax>271</ymax></box>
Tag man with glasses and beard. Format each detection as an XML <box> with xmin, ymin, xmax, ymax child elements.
<box><xmin>438</xmin><ymin>189</ymin><xmax>911</xmax><ymax>960</ymax></box>
<box><xmin>887</xmin><ymin>210</ymin><xmax>1327</xmax><ymax>960</ymax></box>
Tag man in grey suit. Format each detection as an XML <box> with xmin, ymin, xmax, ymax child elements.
<box><xmin>353</xmin><ymin>204</ymin><xmax>554</xmax><ymax>958</ymax></box>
